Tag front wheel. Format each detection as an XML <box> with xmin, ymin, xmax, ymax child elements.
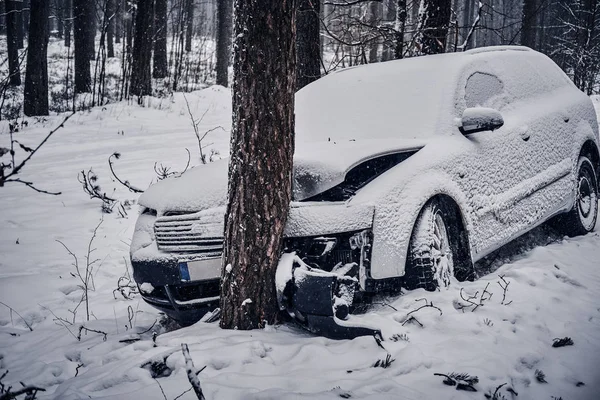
<box><xmin>560</xmin><ymin>155</ymin><xmax>598</xmax><ymax>236</ymax></box>
<box><xmin>403</xmin><ymin>199</ymin><xmax>472</xmax><ymax>291</ymax></box>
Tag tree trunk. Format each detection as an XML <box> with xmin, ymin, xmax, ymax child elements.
<box><xmin>24</xmin><ymin>0</ymin><xmax>49</xmax><ymax>116</ymax></box>
<box><xmin>130</xmin><ymin>0</ymin><xmax>154</xmax><ymax>97</ymax></box>
<box><xmin>6</xmin><ymin>0</ymin><xmax>22</xmax><ymax>86</ymax></box>
<box><xmin>185</xmin><ymin>0</ymin><xmax>194</xmax><ymax>52</ymax></box>
<box><xmin>64</xmin><ymin>0</ymin><xmax>72</xmax><ymax>47</ymax></box>
<box><xmin>107</xmin><ymin>0</ymin><xmax>115</xmax><ymax>57</ymax></box>
<box><xmin>521</xmin><ymin>0</ymin><xmax>537</xmax><ymax>48</ymax></box>
<box><xmin>22</xmin><ymin>0</ymin><xmax>30</xmax><ymax>40</ymax></box>
<box><xmin>368</xmin><ymin>0</ymin><xmax>382</xmax><ymax>62</ymax></box>
<box><xmin>395</xmin><ymin>0</ymin><xmax>407</xmax><ymax>58</ymax></box>
<box><xmin>153</xmin><ymin>0</ymin><xmax>168</xmax><ymax>78</ymax></box>
<box><xmin>55</xmin><ymin>0</ymin><xmax>64</xmax><ymax>39</ymax></box>
<box><xmin>296</xmin><ymin>0</ymin><xmax>320</xmax><ymax>90</ymax></box>
<box><xmin>16</xmin><ymin>0</ymin><xmax>24</xmax><ymax>49</ymax></box>
<box><xmin>115</xmin><ymin>0</ymin><xmax>122</xmax><ymax>43</ymax></box>
<box><xmin>74</xmin><ymin>0</ymin><xmax>93</xmax><ymax>93</ymax></box>
<box><xmin>220</xmin><ymin>0</ymin><xmax>297</xmax><ymax>330</ymax></box>
<box><xmin>417</xmin><ymin>0</ymin><xmax>451</xmax><ymax>54</ymax></box>
<box><xmin>215</xmin><ymin>0</ymin><xmax>233</xmax><ymax>87</ymax></box>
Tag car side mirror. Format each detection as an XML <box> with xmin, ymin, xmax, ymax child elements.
<box><xmin>459</xmin><ymin>107</ymin><xmax>504</xmax><ymax>135</ymax></box>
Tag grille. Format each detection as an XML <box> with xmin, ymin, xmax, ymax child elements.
<box><xmin>154</xmin><ymin>212</ymin><xmax>223</xmax><ymax>254</ymax></box>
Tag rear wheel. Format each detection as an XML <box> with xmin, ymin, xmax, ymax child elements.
<box><xmin>404</xmin><ymin>198</ymin><xmax>474</xmax><ymax>291</ymax></box>
<box><xmin>560</xmin><ymin>155</ymin><xmax>598</xmax><ymax>236</ymax></box>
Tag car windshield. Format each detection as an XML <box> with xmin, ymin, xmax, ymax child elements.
<box><xmin>295</xmin><ymin>55</ymin><xmax>457</xmax><ymax>143</ymax></box>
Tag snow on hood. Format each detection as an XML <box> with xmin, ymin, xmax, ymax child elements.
<box><xmin>138</xmin><ymin>138</ymin><xmax>426</xmax><ymax>214</ymax></box>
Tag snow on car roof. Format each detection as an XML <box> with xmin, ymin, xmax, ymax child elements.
<box><xmin>295</xmin><ymin>46</ymin><xmax>557</xmax><ymax>144</ymax></box>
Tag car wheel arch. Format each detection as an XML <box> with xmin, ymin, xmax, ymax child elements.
<box><xmin>580</xmin><ymin>139</ymin><xmax>600</xmax><ymax>180</ymax></box>
<box><xmin>408</xmin><ymin>194</ymin><xmax>475</xmax><ymax>282</ymax></box>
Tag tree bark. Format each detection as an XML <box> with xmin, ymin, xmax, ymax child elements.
<box><xmin>395</xmin><ymin>0</ymin><xmax>407</xmax><ymax>58</ymax></box>
<box><xmin>55</xmin><ymin>0</ymin><xmax>64</xmax><ymax>39</ymax></box>
<box><xmin>215</xmin><ymin>0</ymin><xmax>233</xmax><ymax>87</ymax></box>
<box><xmin>296</xmin><ymin>0</ymin><xmax>320</xmax><ymax>90</ymax></box>
<box><xmin>368</xmin><ymin>0</ymin><xmax>382</xmax><ymax>62</ymax></box>
<box><xmin>6</xmin><ymin>0</ymin><xmax>22</xmax><ymax>86</ymax></box>
<box><xmin>74</xmin><ymin>0</ymin><xmax>93</xmax><ymax>93</ymax></box>
<box><xmin>153</xmin><ymin>0</ymin><xmax>168</xmax><ymax>78</ymax></box>
<box><xmin>130</xmin><ymin>0</ymin><xmax>154</xmax><ymax>97</ymax></box>
<box><xmin>16</xmin><ymin>0</ymin><xmax>24</xmax><ymax>49</ymax></box>
<box><xmin>64</xmin><ymin>0</ymin><xmax>72</xmax><ymax>47</ymax></box>
<box><xmin>521</xmin><ymin>0</ymin><xmax>537</xmax><ymax>48</ymax></box>
<box><xmin>107</xmin><ymin>0</ymin><xmax>115</xmax><ymax>57</ymax></box>
<box><xmin>24</xmin><ymin>0</ymin><xmax>49</xmax><ymax>116</ymax></box>
<box><xmin>185</xmin><ymin>0</ymin><xmax>194</xmax><ymax>52</ymax></box>
<box><xmin>220</xmin><ymin>0</ymin><xmax>297</xmax><ymax>330</ymax></box>
<box><xmin>417</xmin><ymin>0</ymin><xmax>451</xmax><ymax>54</ymax></box>
<box><xmin>115</xmin><ymin>0</ymin><xmax>122</xmax><ymax>43</ymax></box>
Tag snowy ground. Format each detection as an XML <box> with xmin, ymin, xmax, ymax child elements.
<box><xmin>0</xmin><ymin>90</ymin><xmax>599</xmax><ymax>399</ymax></box>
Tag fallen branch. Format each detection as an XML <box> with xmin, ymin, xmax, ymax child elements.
<box><xmin>77</xmin><ymin>325</ymin><xmax>107</xmax><ymax>341</ymax></box>
<box><xmin>497</xmin><ymin>275</ymin><xmax>512</xmax><ymax>305</ymax></box>
<box><xmin>456</xmin><ymin>283</ymin><xmax>492</xmax><ymax>312</ymax></box>
<box><xmin>0</xmin><ymin>112</ymin><xmax>74</xmax><ymax>194</ymax></box>
<box><xmin>108</xmin><ymin>153</ymin><xmax>143</xmax><ymax>193</ymax></box>
<box><xmin>181</xmin><ymin>343</ymin><xmax>206</xmax><ymax>400</ymax></box>
<box><xmin>0</xmin><ymin>302</ymin><xmax>33</xmax><ymax>331</ymax></box>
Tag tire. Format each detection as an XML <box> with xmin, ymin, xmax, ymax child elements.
<box><xmin>560</xmin><ymin>155</ymin><xmax>598</xmax><ymax>236</ymax></box>
<box><xmin>404</xmin><ymin>199</ymin><xmax>472</xmax><ymax>291</ymax></box>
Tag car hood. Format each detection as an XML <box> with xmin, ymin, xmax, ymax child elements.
<box><xmin>138</xmin><ymin>138</ymin><xmax>427</xmax><ymax>214</ymax></box>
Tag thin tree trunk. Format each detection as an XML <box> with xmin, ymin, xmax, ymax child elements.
<box><xmin>185</xmin><ymin>0</ymin><xmax>194</xmax><ymax>52</ymax></box>
<box><xmin>6</xmin><ymin>0</ymin><xmax>22</xmax><ymax>86</ymax></box>
<box><xmin>22</xmin><ymin>0</ymin><xmax>30</xmax><ymax>40</ymax></box>
<box><xmin>74</xmin><ymin>0</ymin><xmax>93</xmax><ymax>93</ymax></box>
<box><xmin>24</xmin><ymin>0</ymin><xmax>50</xmax><ymax>116</ymax></box>
<box><xmin>153</xmin><ymin>0</ymin><xmax>168</xmax><ymax>78</ymax></box>
<box><xmin>220</xmin><ymin>0</ymin><xmax>297</xmax><ymax>331</ymax></box>
<box><xmin>395</xmin><ymin>0</ymin><xmax>407</xmax><ymax>58</ymax></box>
<box><xmin>296</xmin><ymin>0</ymin><xmax>320</xmax><ymax>90</ymax></box>
<box><xmin>368</xmin><ymin>0</ymin><xmax>382</xmax><ymax>62</ymax></box>
<box><xmin>215</xmin><ymin>0</ymin><xmax>233</xmax><ymax>87</ymax></box>
<box><xmin>107</xmin><ymin>0</ymin><xmax>115</xmax><ymax>57</ymax></box>
<box><xmin>418</xmin><ymin>0</ymin><xmax>451</xmax><ymax>54</ymax></box>
<box><xmin>115</xmin><ymin>0</ymin><xmax>122</xmax><ymax>43</ymax></box>
<box><xmin>56</xmin><ymin>0</ymin><xmax>64</xmax><ymax>39</ymax></box>
<box><xmin>16</xmin><ymin>0</ymin><xmax>24</xmax><ymax>49</ymax></box>
<box><xmin>64</xmin><ymin>0</ymin><xmax>72</xmax><ymax>47</ymax></box>
<box><xmin>521</xmin><ymin>0</ymin><xmax>537</xmax><ymax>48</ymax></box>
<box><xmin>130</xmin><ymin>0</ymin><xmax>154</xmax><ymax>97</ymax></box>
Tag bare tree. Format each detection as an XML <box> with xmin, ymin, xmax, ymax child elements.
<box><xmin>216</xmin><ymin>0</ymin><xmax>233</xmax><ymax>86</ymax></box>
<box><xmin>130</xmin><ymin>0</ymin><xmax>154</xmax><ymax>97</ymax></box>
<box><xmin>5</xmin><ymin>0</ymin><xmax>22</xmax><ymax>86</ymax></box>
<box><xmin>416</xmin><ymin>0</ymin><xmax>451</xmax><ymax>54</ymax></box>
<box><xmin>24</xmin><ymin>0</ymin><xmax>50</xmax><ymax>116</ymax></box>
<box><xmin>107</xmin><ymin>0</ymin><xmax>115</xmax><ymax>58</ymax></box>
<box><xmin>74</xmin><ymin>0</ymin><xmax>94</xmax><ymax>93</ymax></box>
<box><xmin>297</xmin><ymin>0</ymin><xmax>321</xmax><ymax>89</ymax></box>
<box><xmin>153</xmin><ymin>0</ymin><xmax>168</xmax><ymax>78</ymax></box>
<box><xmin>185</xmin><ymin>0</ymin><xmax>194</xmax><ymax>52</ymax></box>
<box><xmin>220</xmin><ymin>0</ymin><xmax>297</xmax><ymax>330</ymax></box>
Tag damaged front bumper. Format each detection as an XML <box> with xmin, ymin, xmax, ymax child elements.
<box><xmin>278</xmin><ymin>229</ymin><xmax>381</xmax><ymax>339</ymax></box>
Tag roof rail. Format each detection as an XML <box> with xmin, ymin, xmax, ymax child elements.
<box><xmin>465</xmin><ymin>45</ymin><xmax>532</xmax><ymax>55</ymax></box>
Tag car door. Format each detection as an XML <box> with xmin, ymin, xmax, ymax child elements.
<box><xmin>452</xmin><ymin>66</ymin><xmax>537</xmax><ymax>257</ymax></box>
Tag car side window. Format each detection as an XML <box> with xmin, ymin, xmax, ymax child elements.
<box><xmin>464</xmin><ymin>72</ymin><xmax>504</xmax><ymax>109</ymax></box>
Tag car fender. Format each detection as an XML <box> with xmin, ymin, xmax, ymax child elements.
<box><xmin>367</xmin><ymin>169</ymin><xmax>473</xmax><ymax>280</ymax></box>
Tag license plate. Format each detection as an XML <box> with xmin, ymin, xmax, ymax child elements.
<box><xmin>178</xmin><ymin>258</ymin><xmax>222</xmax><ymax>282</ymax></box>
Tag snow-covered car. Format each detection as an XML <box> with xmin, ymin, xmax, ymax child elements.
<box><xmin>131</xmin><ymin>46</ymin><xmax>599</xmax><ymax>334</ymax></box>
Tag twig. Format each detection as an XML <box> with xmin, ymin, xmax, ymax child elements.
<box><xmin>154</xmin><ymin>378</ymin><xmax>168</xmax><ymax>400</ymax></box>
<box><xmin>406</xmin><ymin>298</ymin><xmax>443</xmax><ymax>318</ymax></box>
<box><xmin>0</xmin><ymin>113</ymin><xmax>74</xmax><ymax>191</ymax></box>
<box><xmin>108</xmin><ymin>153</ymin><xmax>143</xmax><ymax>193</ymax></box>
<box><xmin>173</xmin><ymin>388</ymin><xmax>193</xmax><ymax>400</ymax></box>
<box><xmin>456</xmin><ymin>283</ymin><xmax>492</xmax><ymax>312</ymax></box>
<box><xmin>181</xmin><ymin>343</ymin><xmax>206</xmax><ymax>400</ymax></box>
<box><xmin>497</xmin><ymin>275</ymin><xmax>512</xmax><ymax>305</ymax></box>
<box><xmin>0</xmin><ymin>302</ymin><xmax>33</xmax><ymax>331</ymax></box>
<box><xmin>77</xmin><ymin>325</ymin><xmax>107</xmax><ymax>342</ymax></box>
